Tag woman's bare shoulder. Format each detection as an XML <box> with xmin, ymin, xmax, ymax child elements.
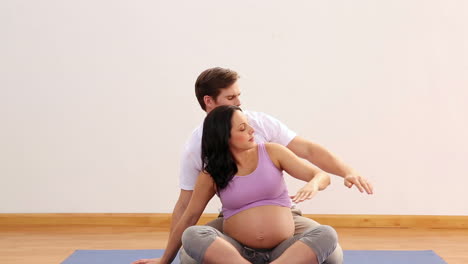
<box><xmin>264</xmin><ymin>143</ymin><xmax>288</xmax><ymax>168</ymax></box>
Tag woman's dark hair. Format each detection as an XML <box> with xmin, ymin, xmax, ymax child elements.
<box><xmin>201</xmin><ymin>105</ymin><xmax>242</xmax><ymax>190</ymax></box>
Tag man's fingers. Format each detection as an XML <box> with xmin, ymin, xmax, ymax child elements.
<box><xmin>361</xmin><ymin>179</ymin><xmax>374</xmax><ymax>194</ymax></box>
<box><xmin>345</xmin><ymin>176</ymin><xmax>374</xmax><ymax>194</ymax></box>
<box><xmin>356</xmin><ymin>177</ymin><xmax>372</xmax><ymax>194</ymax></box>
<box><xmin>353</xmin><ymin>179</ymin><xmax>364</xmax><ymax>193</ymax></box>
<box><xmin>368</xmin><ymin>182</ymin><xmax>374</xmax><ymax>194</ymax></box>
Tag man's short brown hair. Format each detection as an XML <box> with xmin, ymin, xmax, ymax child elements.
<box><xmin>195</xmin><ymin>67</ymin><xmax>239</xmax><ymax>111</ymax></box>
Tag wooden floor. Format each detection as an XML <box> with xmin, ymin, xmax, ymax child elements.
<box><xmin>1</xmin><ymin>226</ymin><xmax>467</xmax><ymax>263</ymax></box>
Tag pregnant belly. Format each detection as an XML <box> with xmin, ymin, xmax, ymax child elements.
<box><xmin>223</xmin><ymin>205</ymin><xmax>294</xmax><ymax>248</ymax></box>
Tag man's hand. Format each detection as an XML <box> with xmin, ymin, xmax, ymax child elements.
<box><xmin>131</xmin><ymin>258</ymin><xmax>161</xmax><ymax>264</ymax></box>
<box><xmin>344</xmin><ymin>173</ymin><xmax>373</xmax><ymax>194</ymax></box>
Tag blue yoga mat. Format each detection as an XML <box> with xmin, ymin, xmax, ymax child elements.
<box><xmin>61</xmin><ymin>249</ymin><xmax>447</xmax><ymax>264</ymax></box>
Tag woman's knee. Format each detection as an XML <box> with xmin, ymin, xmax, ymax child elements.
<box><xmin>181</xmin><ymin>226</ymin><xmax>222</xmax><ymax>262</ymax></box>
<box><xmin>300</xmin><ymin>225</ymin><xmax>338</xmax><ymax>263</ymax></box>
<box><xmin>318</xmin><ymin>225</ymin><xmax>338</xmax><ymax>242</ymax></box>
<box><xmin>182</xmin><ymin>226</ymin><xmax>220</xmax><ymax>246</ymax></box>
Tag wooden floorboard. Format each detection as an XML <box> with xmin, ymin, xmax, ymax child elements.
<box><xmin>1</xmin><ymin>226</ymin><xmax>467</xmax><ymax>264</ymax></box>
<box><xmin>1</xmin><ymin>213</ymin><xmax>467</xmax><ymax>229</ymax></box>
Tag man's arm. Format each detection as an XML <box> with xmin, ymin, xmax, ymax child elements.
<box><xmin>169</xmin><ymin>189</ymin><xmax>193</xmax><ymax>233</ymax></box>
<box><xmin>160</xmin><ymin>172</ymin><xmax>216</xmax><ymax>264</ymax></box>
<box><xmin>287</xmin><ymin>136</ymin><xmax>373</xmax><ymax>194</ymax></box>
<box><xmin>173</xmin><ymin>132</ymin><xmax>202</xmax><ymax>231</ymax></box>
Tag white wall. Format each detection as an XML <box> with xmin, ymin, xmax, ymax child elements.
<box><xmin>1</xmin><ymin>0</ymin><xmax>467</xmax><ymax>215</ymax></box>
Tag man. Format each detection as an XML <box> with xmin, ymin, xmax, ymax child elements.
<box><xmin>134</xmin><ymin>67</ymin><xmax>373</xmax><ymax>264</ymax></box>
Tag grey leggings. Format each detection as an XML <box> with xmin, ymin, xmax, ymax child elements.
<box><xmin>179</xmin><ymin>208</ymin><xmax>343</xmax><ymax>264</ymax></box>
<box><xmin>181</xmin><ymin>225</ymin><xmax>337</xmax><ymax>264</ymax></box>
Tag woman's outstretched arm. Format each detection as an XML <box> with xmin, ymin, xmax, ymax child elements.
<box><xmin>266</xmin><ymin>143</ymin><xmax>330</xmax><ymax>203</ymax></box>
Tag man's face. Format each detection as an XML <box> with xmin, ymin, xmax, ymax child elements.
<box><xmin>206</xmin><ymin>81</ymin><xmax>241</xmax><ymax>113</ymax></box>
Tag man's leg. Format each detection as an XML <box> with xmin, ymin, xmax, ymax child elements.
<box><xmin>292</xmin><ymin>207</ymin><xmax>343</xmax><ymax>264</ymax></box>
<box><xmin>179</xmin><ymin>217</ymin><xmax>224</xmax><ymax>264</ymax></box>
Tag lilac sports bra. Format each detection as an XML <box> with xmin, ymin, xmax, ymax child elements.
<box><xmin>218</xmin><ymin>143</ymin><xmax>291</xmax><ymax>219</ymax></box>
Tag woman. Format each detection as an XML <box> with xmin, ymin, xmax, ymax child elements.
<box><xmin>134</xmin><ymin>105</ymin><xmax>337</xmax><ymax>264</ymax></box>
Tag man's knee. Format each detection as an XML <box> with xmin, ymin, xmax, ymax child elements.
<box><xmin>324</xmin><ymin>243</ymin><xmax>344</xmax><ymax>264</ymax></box>
<box><xmin>204</xmin><ymin>217</ymin><xmax>224</xmax><ymax>232</ymax></box>
<box><xmin>179</xmin><ymin>247</ymin><xmax>197</xmax><ymax>264</ymax></box>
<box><xmin>293</xmin><ymin>215</ymin><xmax>320</xmax><ymax>235</ymax></box>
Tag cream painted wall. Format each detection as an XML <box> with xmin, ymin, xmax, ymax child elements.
<box><xmin>1</xmin><ymin>0</ymin><xmax>467</xmax><ymax>215</ymax></box>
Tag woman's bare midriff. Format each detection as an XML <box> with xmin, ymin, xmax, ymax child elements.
<box><xmin>223</xmin><ymin>205</ymin><xmax>294</xmax><ymax>249</ymax></box>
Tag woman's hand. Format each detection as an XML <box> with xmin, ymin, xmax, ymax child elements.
<box><xmin>290</xmin><ymin>180</ymin><xmax>320</xmax><ymax>203</ymax></box>
<box><xmin>131</xmin><ymin>258</ymin><xmax>162</xmax><ymax>264</ymax></box>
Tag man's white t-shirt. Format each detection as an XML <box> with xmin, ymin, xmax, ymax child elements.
<box><xmin>179</xmin><ymin>110</ymin><xmax>297</xmax><ymax>190</ymax></box>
